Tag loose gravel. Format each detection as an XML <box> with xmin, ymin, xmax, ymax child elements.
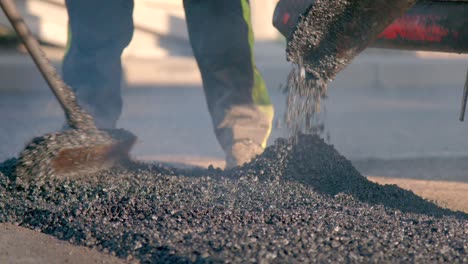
<box><xmin>0</xmin><ymin>135</ymin><xmax>466</xmax><ymax>263</ymax></box>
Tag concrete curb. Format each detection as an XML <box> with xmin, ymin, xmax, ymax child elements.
<box><xmin>0</xmin><ymin>44</ymin><xmax>467</xmax><ymax>93</ymax></box>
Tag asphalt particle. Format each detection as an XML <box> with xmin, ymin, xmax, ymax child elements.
<box><xmin>0</xmin><ymin>135</ymin><xmax>466</xmax><ymax>263</ymax></box>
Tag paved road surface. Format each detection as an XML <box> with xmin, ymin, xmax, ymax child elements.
<box><xmin>1</xmin><ymin>83</ymin><xmax>467</xmax><ymax>182</ymax></box>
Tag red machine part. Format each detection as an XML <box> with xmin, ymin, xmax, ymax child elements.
<box><xmin>273</xmin><ymin>0</ymin><xmax>468</xmax><ymax>53</ymax></box>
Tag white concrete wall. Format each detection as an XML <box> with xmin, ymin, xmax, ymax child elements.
<box><xmin>0</xmin><ymin>0</ymin><xmax>280</xmax><ymax>57</ymax></box>
<box><xmin>251</xmin><ymin>0</ymin><xmax>280</xmax><ymax>40</ymax></box>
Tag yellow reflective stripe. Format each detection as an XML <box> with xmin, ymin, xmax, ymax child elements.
<box><xmin>241</xmin><ymin>0</ymin><xmax>274</xmax><ymax>148</ymax></box>
<box><xmin>64</xmin><ymin>24</ymin><xmax>72</xmax><ymax>56</ymax></box>
<box><xmin>241</xmin><ymin>0</ymin><xmax>254</xmax><ymax>54</ymax></box>
<box><xmin>258</xmin><ymin>104</ymin><xmax>274</xmax><ymax>148</ymax></box>
<box><xmin>240</xmin><ymin>0</ymin><xmax>271</xmax><ymax>106</ymax></box>
<box><xmin>252</xmin><ymin>67</ymin><xmax>271</xmax><ymax>105</ymax></box>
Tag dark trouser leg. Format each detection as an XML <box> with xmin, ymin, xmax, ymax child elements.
<box><xmin>62</xmin><ymin>0</ymin><xmax>134</xmax><ymax>129</ymax></box>
<box><xmin>183</xmin><ymin>0</ymin><xmax>274</xmax><ymax>162</ymax></box>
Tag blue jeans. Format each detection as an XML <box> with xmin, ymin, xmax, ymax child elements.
<box><xmin>63</xmin><ymin>0</ymin><xmax>273</xmax><ymax>152</ymax></box>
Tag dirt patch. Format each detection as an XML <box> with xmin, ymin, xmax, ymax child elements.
<box><xmin>284</xmin><ymin>0</ymin><xmax>416</xmax><ymax>135</ymax></box>
<box><xmin>0</xmin><ymin>135</ymin><xmax>466</xmax><ymax>263</ymax></box>
<box><xmin>0</xmin><ymin>223</ymin><xmax>130</xmax><ymax>264</ymax></box>
<box><xmin>368</xmin><ymin>176</ymin><xmax>468</xmax><ymax>214</ymax></box>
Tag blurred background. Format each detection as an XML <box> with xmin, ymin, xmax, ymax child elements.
<box><xmin>0</xmin><ymin>0</ymin><xmax>467</xmax><ymax>209</ymax></box>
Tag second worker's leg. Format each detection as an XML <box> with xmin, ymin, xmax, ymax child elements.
<box><xmin>63</xmin><ymin>0</ymin><xmax>134</xmax><ymax>129</ymax></box>
<box><xmin>183</xmin><ymin>0</ymin><xmax>274</xmax><ymax>168</ymax></box>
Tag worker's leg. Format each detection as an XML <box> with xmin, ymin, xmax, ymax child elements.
<box><xmin>183</xmin><ymin>0</ymin><xmax>274</xmax><ymax>168</ymax></box>
<box><xmin>62</xmin><ymin>0</ymin><xmax>134</xmax><ymax>129</ymax></box>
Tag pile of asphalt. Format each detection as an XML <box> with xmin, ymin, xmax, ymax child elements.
<box><xmin>0</xmin><ymin>135</ymin><xmax>466</xmax><ymax>263</ymax></box>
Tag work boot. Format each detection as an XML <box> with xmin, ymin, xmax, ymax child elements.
<box><xmin>225</xmin><ymin>139</ymin><xmax>264</xmax><ymax>169</ymax></box>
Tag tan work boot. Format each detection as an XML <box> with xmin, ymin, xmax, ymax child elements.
<box><xmin>225</xmin><ymin>139</ymin><xmax>264</xmax><ymax>169</ymax></box>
